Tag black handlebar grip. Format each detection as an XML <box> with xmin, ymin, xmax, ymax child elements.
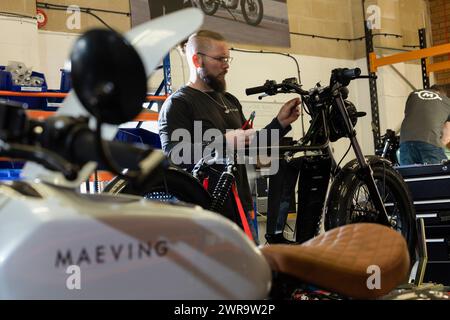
<box><xmin>246</xmin><ymin>85</ymin><xmax>267</xmax><ymax>96</ymax></box>
<box><xmin>71</xmin><ymin>129</ymin><xmax>149</xmax><ymax>170</ymax></box>
<box><xmin>342</xmin><ymin>68</ymin><xmax>361</xmax><ymax>79</ymax></box>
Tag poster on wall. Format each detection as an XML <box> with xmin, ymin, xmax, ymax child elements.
<box><xmin>130</xmin><ymin>0</ymin><xmax>290</xmax><ymax>47</ymax></box>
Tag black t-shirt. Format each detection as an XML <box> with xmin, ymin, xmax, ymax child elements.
<box><xmin>400</xmin><ymin>90</ymin><xmax>450</xmax><ymax>147</ymax></box>
<box><xmin>158</xmin><ymin>85</ymin><xmax>290</xmax><ymax>223</ymax></box>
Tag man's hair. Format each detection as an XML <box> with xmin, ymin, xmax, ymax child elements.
<box><xmin>430</xmin><ymin>84</ymin><xmax>449</xmax><ymax>97</ymax></box>
<box><xmin>184</xmin><ymin>30</ymin><xmax>226</xmax><ymax>56</ymax></box>
<box><xmin>192</xmin><ymin>30</ymin><xmax>226</xmax><ymax>42</ymax></box>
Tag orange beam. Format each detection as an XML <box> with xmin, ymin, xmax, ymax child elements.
<box><xmin>0</xmin><ymin>90</ymin><xmax>167</xmax><ymax>101</ymax></box>
<box><xmin>89</xmin><ymin>171</ymin><xmax>114</xmax><ymax>182</ymax></box>
<box><xmin>134</xmin><ymin>112</ymin><xmax>159</xmax><ymax>121</ymax></box>
<box><xmin>369</xmin><ymin>52</ymin><xmax>377</xmax><ymax>74</ymax></box>
<box><xmin>0</xmin><ymin>157</ymin><xmax>22</xmax><ymax>161</ymax></box>
<box><xmin>26</xmin><ymin>110</ymin><xmax>158</xmax><ymax>121</ymax></box>
<box><xmin>427</xmin><ymin>60</ymin><xmax>450</xmax><ymax>74</ymax></box>
<box><xmin>26</xmin><ymin>110</ymin><xmax>54</xmax><ymax>119</ymax></box>
<box><xmin>0</xmin><ymin>91</ymin><xmax>67</xmax><ymax>98</ymax></box>
<box><xmin>370</xmin><ymin>43</ymin><xmax>450</xmax><ymax>72</ymax></box>
<box><xmin>146</xmin><ymin>95</ymin><xmax>168</xmax><ymax>101</ymax></box>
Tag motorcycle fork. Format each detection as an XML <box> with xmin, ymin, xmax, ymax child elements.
<box><xmin>332</xmin><ymin>93</ymin><xmax>391</xmax><ymax>226</ymax></box>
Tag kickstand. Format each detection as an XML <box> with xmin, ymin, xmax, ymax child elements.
<box><xmin>410</xmin><ymin>218</ymin><xmax>428</xmax><ymax>287</ymax></box>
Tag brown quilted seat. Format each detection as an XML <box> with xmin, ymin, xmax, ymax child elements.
<box><xmin>261</xmin><ymin>223</ymin><xmax>410</xmax><ymax>299</ymax></box>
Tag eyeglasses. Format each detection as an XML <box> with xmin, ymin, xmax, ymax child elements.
<box><xmin>197</xmin><ymin>52</ymin><xmax>233</xmax><ymax>64</ymax></box>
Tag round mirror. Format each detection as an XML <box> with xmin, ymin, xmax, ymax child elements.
<box><xmin>70</xmin><ymin>29</ymin><xmax>147</xmax><ymax>125</ymax></box>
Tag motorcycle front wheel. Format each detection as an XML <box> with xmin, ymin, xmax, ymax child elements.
<box><xmin>325</xmin><ymin>159</ymin><xmax>417</xmax><ymax>260</ymax></box>
<box><xmin>241</xmin><ymin>0</ymin><xmax>264</xmax><ymax>26</ymax></box>
<box><xmin>199</xmin><ymin>0</ymin><xmax>219</xmax><ymax>15</ymax></box>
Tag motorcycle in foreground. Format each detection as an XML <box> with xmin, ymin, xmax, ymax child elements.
<box><xmin>0</xmin><ymin>9</ymin><xmax>410</xmax><ymax>299</ymax></box>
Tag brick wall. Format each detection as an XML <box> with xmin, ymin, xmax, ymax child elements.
<box><xmin>429</xmin><ymin>0</ymin><xmax>450</xmax><ymax>85</ymax></box>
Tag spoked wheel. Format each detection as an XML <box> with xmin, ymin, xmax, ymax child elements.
<box><xmin>199</xmin><ymin>0</ymin><xmax>219</xmax><ymax>15</ymax></box>
<box><xmin>344</xmin><ymin>180</ymin><xmax>404</xmax><ymax>229</ymax></box>
<box><xmin>142</xmin><ymin>190</ymin><xmax>182</xmax><ymax>203</ymax></box>
<box><xmin>325</xmin><ymin>159</ymin><xmax>417</xmax><ymax>260</ymax></box>
<box><xmin>104</xmin><ymin>166</ymin><xmax>253</xmax><ymax>237</ymax></box>
<box><xmin>241</xmin><ymin>0</ymin><xmax>264</xmax><ymax>26</ymax></box>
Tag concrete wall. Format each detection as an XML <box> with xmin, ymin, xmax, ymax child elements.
<box><xmin>37</xmin><ymin>30</ymin><xmax>79</xmax><ymax>88</ymax></box>
<box><xmin>0</xmin><ymin>0</ymin><xmax>36</xmax><ymax>16</ymax></box>
<box><xmin>0</xmin><ymin>16</ymin><xmax>40</xmax><ymax>73</ymax></box>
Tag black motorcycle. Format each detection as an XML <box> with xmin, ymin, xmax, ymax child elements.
<box><xmin>375</xmin><ymin>129</ymin><xmax>400</xmax><ymax>165</ymax></box>
<box><xmin>105</xmin><ymin>68</ymin><xmax>418</xmax><ymax>258</ymax></box>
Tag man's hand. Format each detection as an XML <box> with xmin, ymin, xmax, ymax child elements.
<box><xmin>277</xmin><ymin>97</ymin><xmax>301</xmax><ymax>129</ymax></box>
<box><xmin>225</xmin><ymin>129</ymin><xmax>256</xmax><ymax>150</ymax></box>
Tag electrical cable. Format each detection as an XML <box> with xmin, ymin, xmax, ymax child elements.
<box><xmin>80</xmin><ymin>11</ymin><xmax>114</xmax><ymax>31</ymax></box>
<box><xmin>36</xmin><ymin>4</ymin><xmax>114</xmax><ymax>30</ymax></box>
<box><xmin>230</xmin><ymin>47</ymin><xmax>302</xmax><ymax>84</ymax></box>
<box><xmin>334</xmin><ymin>142</ymin><xmax>352</xmax><ymax>175</ymax></box>
<box><xmin>0</xmin><ymin>11</ymin><xmax>36</xmax><ymax>20</ymax></box>
<box><xmin>86</xmin><ymin>11</ymin><xmax>115</xmax><ymax>31</ymax></box>
<box><xmin>36</xmin><ymin>2</ymin><xmax>129</xmax><ymax>16</ymax></box>
<box><xmin>289</xmin><ymin>31</ymin><xmax>403</xmax><ymax>42</ymax></box>
<box><xmin>375</xmin><ymin>46</ymin><xmax>413</xmax><ymax>52</ymax></box>
<box><xmin>403</xmin><ymin>45</ymin><xmax>421</xmax><ymax>49</ymax></box>
<box><xmin>36</xmin><ymin>2</ymin><xmax>129</xmax><ymax>30</ymax></box>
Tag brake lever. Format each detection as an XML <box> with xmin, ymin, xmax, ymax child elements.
<box><xmin>258</xmin><ymin>93</ymin><xmax>269</xmax><ymax>100</ymax></box>
<box><xmin>258</xmin><ymin>86</ymin><xmax>281</xmax><ymax>99</ymax></box>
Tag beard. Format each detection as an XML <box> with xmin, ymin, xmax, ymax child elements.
<box><xmin>198</xmin><ymin>68</ymin><xmax>226</xmax><ymax>92</ymax></box>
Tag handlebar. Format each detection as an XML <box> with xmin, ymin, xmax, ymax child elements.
<box><xmin>246</xmin><ymin>68</ymin><xmax>375</xmax><ymax>99</ymax></box>
<box><xmin>245</xmin><ymin>78</ymin><xmax>308</xmax><ymax>97</ymax></box>
<box><xmin>0</xmin><ymin>100</ymin><xmax>160</xmax><ymax>181</ymax></box>
<box><xmin>341</xmin><ymin>67</ymin><xmax>361</xmax><ymax>80</ymax></box>
<box><xmin>245</xmin><ymin>85</ymin><xmax>268</xmax><ymax>96</ymax></box>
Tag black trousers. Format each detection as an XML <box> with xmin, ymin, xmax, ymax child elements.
<box><xmin>266</xmin><ymin>158</ymin><xmax>300</xmax><ymax>235</ymax></box>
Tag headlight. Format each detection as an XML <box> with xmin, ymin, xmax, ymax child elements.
<box><xmin>329</xmin><ymin>100</ymin><xmax>358</xmax><ymax>142</ymax></box>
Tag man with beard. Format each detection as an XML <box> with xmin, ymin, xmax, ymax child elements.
<box><xmin>158</xmin><ymin>30</ymin><xmax>301</xmax><ymax>243</ymax></box>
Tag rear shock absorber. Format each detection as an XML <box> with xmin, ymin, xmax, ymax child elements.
<box><xmin>210</xmin><ymin>168</ymin><xmax>235</xmax><ymax>213</ymax></box>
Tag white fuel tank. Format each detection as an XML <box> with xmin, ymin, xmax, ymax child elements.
<box><xmin>0</xmin><ymin>182</ymin><xmax>271</xmax><ymax>299</ymax></box>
